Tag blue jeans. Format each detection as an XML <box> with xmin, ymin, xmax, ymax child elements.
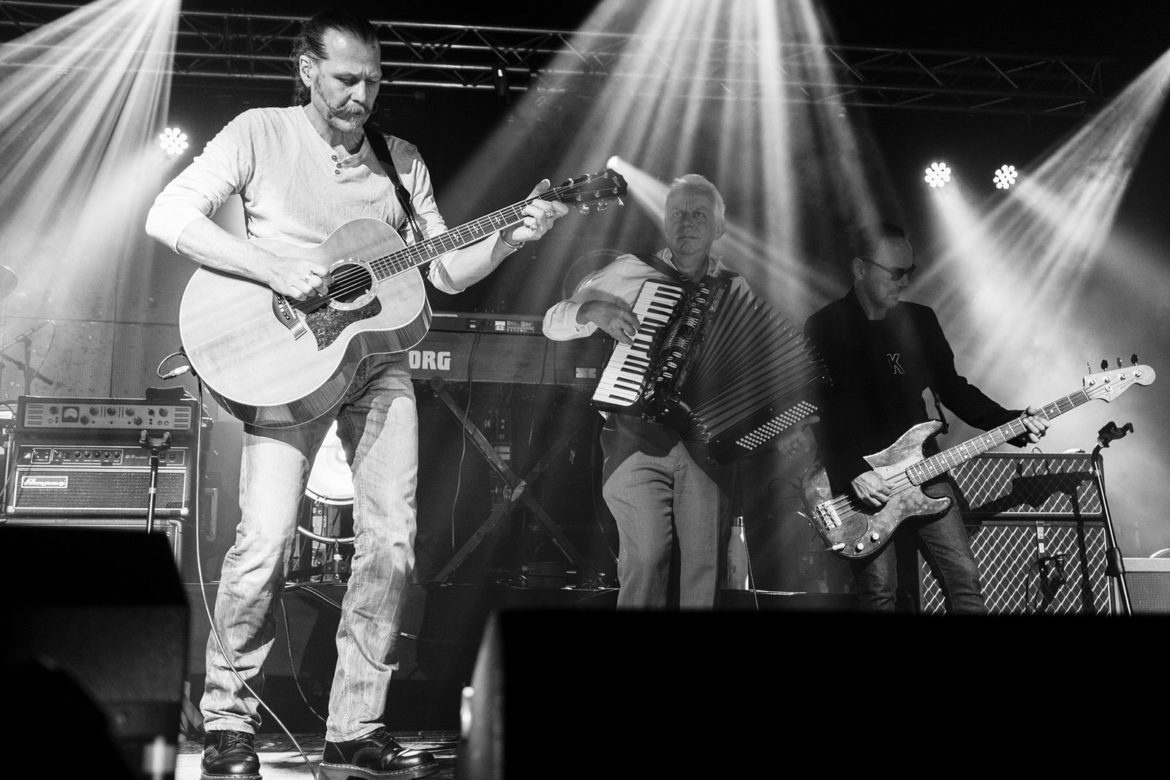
<box><xmin>201</xmin><ymin>355</ymin><xmax>418</xmax><ymax>741</ymax></box>
<box><xmin>851</xmin><ymin>478</ymin><xmax>987</xmax><ymax>614</ymax></box>
<box><xmin>601</xmin><ymin>429</ymin><xmax>729</xmax><ymax>609</ymax></box>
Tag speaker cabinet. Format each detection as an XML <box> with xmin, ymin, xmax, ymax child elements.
<box><xmin>917</xmin><ymin>454</ymin><xmax>1113</xmax><ymax>615</ymax></box>
<box><xmin>919</xmin><ymin>519</ymin><xmax>1113</xmax><ymax>614</ymax></box>
<box><xmin>0</xmin><ymin>516</ymin><xmax>183</xmax><ymax>569</ymax></box>
<box><xmin>1</xmin><ymin>525</ymin><xmax>189</xmax><ymax>779</ymax></box>
<box><xmin>1117</xmin><ymin>558</ymin><xmax>1170</xmax><ymax>614</ymax></box>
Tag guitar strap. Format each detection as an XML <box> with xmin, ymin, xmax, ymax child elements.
<box><xmin>633</xmin><ymin>252</ymin><xmax>687</xmax><ymax>285</ymax></box>
<box><xmin>928</xmin><ymin>388</ymin><xmax>950</xmax><ymax>435</ymax></box>
<box><xmin>364</xmin><ymin>123</ymin><xmax>424</xmax><ymax>244</ymax></box>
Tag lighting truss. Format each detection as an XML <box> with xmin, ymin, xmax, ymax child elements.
<box><xmin>0</xmin><ymin>1</ymin><xmax>1109</xmax><ymax>117</ymax></box>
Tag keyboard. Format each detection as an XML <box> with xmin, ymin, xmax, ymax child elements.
<box><xmin>590</xmin><ymin>280</ymin><xmax>684</xmax><ymax>408</ymax></box>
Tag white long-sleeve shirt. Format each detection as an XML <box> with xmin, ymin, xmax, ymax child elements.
<box><xmin>542</xmin><ymin>248</ymin><xmax>728</xmax><ymax>340</ymax></box>
<box><xmin>145</xmin><ymin>105</ymin><xmax>496</xmax><ymax>293</ymax></box>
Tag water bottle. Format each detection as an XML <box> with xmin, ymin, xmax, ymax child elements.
<box><xmin>726</xmin><ymin>515</ymin><xmax>751</xmax><ymax>590</ymax></box>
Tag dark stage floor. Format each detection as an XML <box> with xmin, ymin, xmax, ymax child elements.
<box><xmin>176</xmin><ymin>732</ymin><xmax>460</xmax><ymax>780</ymax></box>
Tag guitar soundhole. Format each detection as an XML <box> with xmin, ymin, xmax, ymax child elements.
<box><xmin>330</xmin><ymin>262</ymin><xmax>373</xmax><ymax>304</ymax></box>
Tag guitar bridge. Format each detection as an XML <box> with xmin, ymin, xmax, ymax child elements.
<box><xmin>272</xmin><ymin>294</ymin><xmax>310</xmax><ymax>340</ymax></box>
<box><xmin>813</xmin><ymin>501</ymin><xmax>841</xmax><ymax>529</ymax></box>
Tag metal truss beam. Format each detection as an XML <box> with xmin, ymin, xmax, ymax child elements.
<box><xmin>0</xmin><ymin>1</ymin><xmax>1108</xmax><ymax>117</ymax></box>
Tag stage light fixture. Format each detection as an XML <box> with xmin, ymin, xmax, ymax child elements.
<box><xmin>159</xmin><ymin>127</ymin><xmax>188</xmax><ymax>157</ymax></box>
<box><xmin>924</xmin><ymin>161</ymin><xmax>951</xmax><ymax>188</ymax></box>
<box><xmin>493</xmin><ymin>65</ymin><xmax>509</xmax><ymax>99</ymax></box>
<box><xmin>993</xmin><ymin>164</ymin><xmax>1019</xmax><ymax>190</ymax></box>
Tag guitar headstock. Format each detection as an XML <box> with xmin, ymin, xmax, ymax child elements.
<box><xmin>547</xmin><ymin>169</ymin><xmax>628</xmax><ymax>212</ymax></box>
<box><xmin>1083</xmin><ymin>359</ymin><xmax>1155</xmax><ymax>402</ymax></box>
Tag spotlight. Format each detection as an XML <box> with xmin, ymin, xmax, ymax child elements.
<box><xmin>993</xmin><ymin>164</ymin><xmax>1018</xmax><ymax>190</ymax></box>
<box><xmin>159</xmin><ymin>127</ymin><xmax>188</xmax><ymax>157</ymax></box>
<box><xmin>493</xmin><ymin>65</ymin><xmax>509</xmax><ymax>100</ymax></box>
<box><xmin>924</xmin><ymin>161</ymin><xmax>951</xmax><ymax>189</ymax></box>
<box><xmin>606</xmin><ymin>155</ymin><xmax>625</xmax><ymax>173</ymax></box>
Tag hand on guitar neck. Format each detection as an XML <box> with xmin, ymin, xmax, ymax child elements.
<box><xmin>850</xmin><ymin>405</ymin><xmax>1050</xmax><ymax>508</ymax></box>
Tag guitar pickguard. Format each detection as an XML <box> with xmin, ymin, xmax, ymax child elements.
<box><xmin>303</xmin><ymin>299</ymin><xmax>383</xmax><ymax>350</ymax></box>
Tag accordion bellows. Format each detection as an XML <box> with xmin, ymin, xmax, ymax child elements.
<box><xmin>592</xmin><ymin>273</ymin><xmax>827</xmax><ymax>463</ymax></box>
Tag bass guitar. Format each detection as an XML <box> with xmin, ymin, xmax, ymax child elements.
<box><xmin>800</xmin><ymin>362</ymin><xmax>1155</xmax><ymax>559</ymax></box>
<box><xmin>177</xmin><ymin>169</ymin><xmax>627</xmax><ymax>427</ymax></box>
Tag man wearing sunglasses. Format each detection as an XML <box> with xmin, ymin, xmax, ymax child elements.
<box><xmin>803</xmin><ymin>221</ymin><xmax>1048</xmax><ymax>613</ymax></box>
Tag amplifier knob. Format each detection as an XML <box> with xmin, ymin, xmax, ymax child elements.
<box><xmin>90</xmin><ymin>406</ymin><xmax>99</xmax><ymax>416</ymax></box>
<box><xmin>80</xmin><ymin>416</ymin><xmax>89</xmax><ymax>424</ymax></box>
<box><xmin>133</xmin><ymin>416</ymin><xmax>143</xmax><ymax>425</ymax></box>
<box><xmin>106</xmin><ymin>407</ymin><xmax>116</xmax><ymax>415</ymax></box>
<box><xmin>159</xmin><ymin>408</ymin><xmax>169</xmax><ymax>417</ymax></box>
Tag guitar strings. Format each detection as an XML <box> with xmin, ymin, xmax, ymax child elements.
<box><xmin>285</xmin><ymin>179</ymin><xmax>605</xmax><ymax>311</ymax></box>
<box><xmin>824</xmin><ymin>471</ymin><xmax>915</xmax><ymax>519</ymax></box>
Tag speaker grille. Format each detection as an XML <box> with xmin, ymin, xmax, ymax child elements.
<box><xmin>8</xmin><ymin>468</ymin><xmax>189</xmax><ymax>515</ymax></box>
<box><xmin>950</xmin><ymin>453</ymin><xmax>1102</xmax><ymax>517</ymax></box>
<box><xmin>1120</xmin><ymin>559</ymin><xmax>1170</xmax><ymax>614</ymax></box>
<box><xmin>920</xmin><ymin>521</ymin><xmax>1112</xmax><ymax>614</ymax></box>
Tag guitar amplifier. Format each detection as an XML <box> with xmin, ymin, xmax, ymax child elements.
<box><xmin>918</xmin><ymin>453</ymin><xmax>1114</xmax><ymax>615</ymax></box>
<box><xmin>4</xmin><ymin>390</ymin><xmax>199</xmax><ymax>518</ymax></box>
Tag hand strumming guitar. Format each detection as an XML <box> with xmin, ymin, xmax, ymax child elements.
<box><xmin>261</xmin><ymin>252</ymin><xmax>332</xmax><ymax>301</ymax></box>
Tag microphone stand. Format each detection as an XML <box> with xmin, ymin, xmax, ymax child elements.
<box><xmin>1092</xmin><ymin>421</ymin><xmax>1133</xmax><ymax>616</ymax></box>
<box><xmin>0</xmin><ymin>320</ymin><xmax>56</xmax><ymax>394</ymax></box>
<box><xmin>139</xmin><ymin>429</ymin><xmax>172</xmax><ymax>534</ymax></box>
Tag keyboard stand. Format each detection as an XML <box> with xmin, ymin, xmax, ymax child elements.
<box><xmin>426</xmin><ymin>377</ymin><xmax>606</xmax><ymax>586</ymax></box>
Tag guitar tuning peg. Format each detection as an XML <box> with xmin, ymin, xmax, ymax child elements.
<box><xmin>578</xmin><ymin>204</ymin><xmax>591</xmax><ymax>214</ymax></box>
<box><xmin>1100</xmin><ymin>359</ymin><xmax>1109</xmax><ymax>371</ymax></box>
<box><xmin>1131</xmin><ymin>353</ymin><xmax>1139</xmax><ymax>365</ymax></box>
<box><xmin>1116</xmin><ymin>356</ymin><xmax>1122</xmax><ymax>368</ymax></box>
<box><xmin>597</xmin><ymin>200</ymin><xmax>610</xmax><ymax>211</ymax></box>
<box><xmin>617</xmin><ymin>197</ymin><xmax>625</xmax><ymax>207</ymax></box>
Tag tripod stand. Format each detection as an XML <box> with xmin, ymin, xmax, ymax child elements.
<box><xmin>1092</xmin><ymin>420</ymin><xmax>1134</xmax><ymax>616</ymax></box>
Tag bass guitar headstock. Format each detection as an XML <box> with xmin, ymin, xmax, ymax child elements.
<box><xmin>1083</xmin><ymin>354</ymin><xmax>1155</xmax><ymax>402</ymax></box>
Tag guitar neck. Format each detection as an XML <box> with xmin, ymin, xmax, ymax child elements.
<box><xmin>368</xmin><ymin>193</ymin><xmax>557</xmax><ymax>282</ymax></box>
<box><xmin>909</xmin><ymin>389</ymin><xmax>1091</xmax><ymax>483</ymax></box>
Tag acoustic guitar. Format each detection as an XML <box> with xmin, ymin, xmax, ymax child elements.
<box><xmin>178</xmin><ymin>169</ymin><xmax>627</xmax><ymax>427</ymax></box>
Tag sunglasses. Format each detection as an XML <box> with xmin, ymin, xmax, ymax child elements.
<box><xmin>860</xmin><ymin>257</ymin><xmax>917</xmax><ymax>281</ymax></box>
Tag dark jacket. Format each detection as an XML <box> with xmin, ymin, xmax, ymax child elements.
<box><xmin>804</xmin><ymin>288</ymin><xmax>1021</xmax><ymax>494</ymax></box>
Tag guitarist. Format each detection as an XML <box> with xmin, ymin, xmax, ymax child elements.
<box><xmin>145</xmin><ymin>10</ymin><xmax>566</xmax><ymax>780</ymax></box>
<box><xmin>803</xmin><ymin>222</ymin><xmax>1048</xmax><ymax>614</ymax></box>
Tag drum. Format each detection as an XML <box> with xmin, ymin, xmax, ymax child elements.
<box><xmin>305</xmin><ymin>422</ymin><xmax>353</xmax><ymax>505</ymax></box>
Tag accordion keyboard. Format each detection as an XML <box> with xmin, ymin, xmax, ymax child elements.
<box><xmin>590</xmin><ymin>279</ymin><xmax>684</xmax><ymax>408</ymax></box>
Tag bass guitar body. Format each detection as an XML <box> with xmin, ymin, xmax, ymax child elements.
<box><xmin>800</xmin><ymin>421</ymin><xmax>951</xmax><ymax>559</ymax></box>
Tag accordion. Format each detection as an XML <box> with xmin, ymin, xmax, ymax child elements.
<box><xmin>591</xmin><ymin>273</ymin><xmax>827</xmax><ymax>463</ymax></box>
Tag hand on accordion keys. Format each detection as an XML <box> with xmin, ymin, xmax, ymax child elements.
<box><xmin>578</xmin><ymin>299</ymin><xmax>641</xmax><ymax>344</ymax></box>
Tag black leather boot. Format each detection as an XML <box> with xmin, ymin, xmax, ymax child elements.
<box><xmin>320</xmin><ymin>727</ymin><xmax>438</xmax><ymax>779</ymax></box>
<box><xmin>201</xmin><ymin>730</ymin><xmax>262</xmax><ymax>780</ymax></box>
